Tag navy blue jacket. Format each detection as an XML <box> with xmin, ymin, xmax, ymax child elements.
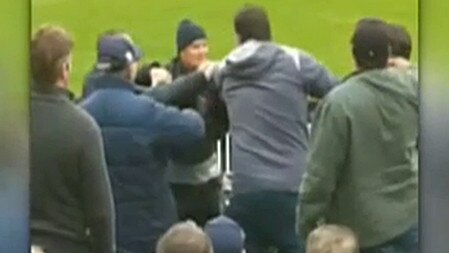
<box><xmin>80</xmin><ymin>74</ymin><xmax>205</xmax><ymax>253</ymax></box>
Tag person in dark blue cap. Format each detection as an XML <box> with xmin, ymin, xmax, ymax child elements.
<box><xmin>80</xmin><ymin>34</ymin><xmax>208</xmax><ymax>253</ymax></box>
<box><xmin>81</xmin><ymin>30</ymin><xmax>147</xmax><ymax>99</ymax></box>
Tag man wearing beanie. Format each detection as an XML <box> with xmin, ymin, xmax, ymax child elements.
<box><xmin>151</xmin><ymin>18</ymin><xmax>227</xmax><ymax>228</ymax></box>
<box><xmin>204</xmin><ymin>216</ymin><xmax>246</xmax><ymax>253</ymax></box>
<box><xmin>299</xmin><ymin>18</ymin><xmax>418</xmax><ymax>253</ymax></box>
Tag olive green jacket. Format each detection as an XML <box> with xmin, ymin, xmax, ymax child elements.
<box><xmin>299</xmin><ymin>68</ymin><xmax>418</xmax><ymax>247</ymax></box>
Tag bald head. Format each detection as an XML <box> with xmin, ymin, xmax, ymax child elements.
<box><xmin>306</xmin><ymin>225</ymin><xmax>359</xmax><ymax>253</ymax></box>
<box><xmin>157</xmin><ymin>221</ymin><xmax>213</xmax><ymax>253</ymax></box>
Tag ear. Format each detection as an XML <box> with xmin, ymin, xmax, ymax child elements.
<box><xmin>60</xmin><ymin>58</ymin><xmax>72</xmax><ymax>83</ymax></box>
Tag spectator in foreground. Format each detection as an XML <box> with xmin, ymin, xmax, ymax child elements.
<box><xmin>306</xmin><ymin>225</ymin><xmax>359</xmax><ymax>253</ymax></box>
<box><xmin>156</xmin><ymin>221</ymin><xmax>213</xmax><ymax>253</ymax></box>
<box><xmin>30</xmin><ymin>25</ymin><xmax>115</xmax><ymax>253</ymax></box>
<box><xmin>204</xmin><ymin>215</ymin><xmax>246</xmax><ymax>253</ymax></box>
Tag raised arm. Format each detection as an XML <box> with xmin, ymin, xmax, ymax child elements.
<box><xmin>299</xmin><ymin>52</ymin><xmax>339</xmax><ymax>98</ymax></box>
<box><xmin>144</xmin><ymin>72</ymin><xmax>208</xmax><ymax>107</ymax></box>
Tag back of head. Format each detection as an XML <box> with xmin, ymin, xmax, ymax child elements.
<box><xmin>204</xmin><ymin>215</ymin><xmax>245</xmax><ymax>253</ymax></box>
<box><xmin>306</xmin><ymin>225</ymin><xmax>359</xmax><ymax>253</ymax></box>
<box><xmin>386</xmin><ymin>23</ymin><xmax>412</xmax><ymax>60</ymax></box>
<box><xmin>95</xmin><ymin>33</ymin><xmax>143</xmax><ymax>81</ymax></box>
<box><xmin>234</xmin><ymin>5</ymin><xmax>271</xmax><ymax>44</ymax></box>
<box><xmin>96</xmin><ymin>29</ymin><xmax>129</xmax><ymax>49</ymax></box>
<box><xmin>31</xmin><ymin>25</ymin><xmax>73</xmax><ymax>87</ymax></box>
<box><xmin>157</xmin><ymin>221</ymin><xmax>213</xmax><ymax>253</ymax></box>
<box><xmin>351</xmin><ymin>18</ymin><xmax>390</xmax><ymax>70</ymax></box>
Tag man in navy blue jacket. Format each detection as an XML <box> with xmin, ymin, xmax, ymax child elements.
<box><xmin>81</xmin><ymin>35</ymin><xmax>206</xmax><ymax>253</ymax></box>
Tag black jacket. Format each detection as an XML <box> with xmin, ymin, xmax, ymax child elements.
<box><xmin>146</xmin><ymin>58</ymin><xmax>228</xmax><ymax>165</ymax></box>
<box><xmin>30</xmin><ymin>85</ymin><xmax>115</xmax><ymax>253</ymax></box>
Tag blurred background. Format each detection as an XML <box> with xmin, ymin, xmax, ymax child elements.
<box><xmin>31</xmin><ymin>0</ymin><xmax>418</xmax><ymax>95</ymax></box>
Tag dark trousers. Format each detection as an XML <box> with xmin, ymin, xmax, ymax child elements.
<box><xmin>361</xmin><ymin>225</ymin><xmax>419</xmax><ymax>253</ymax></box>
<box><xmin>170</xmin><ymin>177</ymin><xmax>222</xmax><ymax>227</ymax></box>
<box><xmin>225</xmin><ymin>191</ymin><xmax>303</xmax><ymax>253</ymax></box>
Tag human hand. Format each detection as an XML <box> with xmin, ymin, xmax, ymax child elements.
<box><xmin>150</xmin><ymin>67</ymin><xmax>172</xmax><ymax>87</ymax></box>
<box><xmin>388</xmin><ymin>57</ymin><xmax>411</xmax><ymax>69</ymax></box>
<box><xmin>198</xmin><ymin>60</ymin><xmax>219</xmax><ymax>81</ymax></box>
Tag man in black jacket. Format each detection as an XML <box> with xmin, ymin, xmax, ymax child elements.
<box><xmin>150</xmin><ymin>19</ymin><xmax>227</xmax><ymax>227</ymax></box>
<box><xmin>30</xmin><ymin>25</ymin><xmax>115</xmax><ymax>253</ymax></box>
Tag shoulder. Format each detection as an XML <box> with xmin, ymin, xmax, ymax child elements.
<box><xmin>224</xmin><ymin>40</ymin><xmax>264</xmax><ymax>63</ymax></box>
<box><xmin>321</xmin><ymin>78</ymin><xmax>360</xmax><ymax>111</ymax></box>
<box><xmin>71</xmin><ymin>103</ymin><xmax>102</xmax><ymax>133</ymax></box>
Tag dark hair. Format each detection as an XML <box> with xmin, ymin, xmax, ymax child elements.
<box><xmin>234</xmin><ymin>5</ymin><xmax>271</xmax><ymax>44</ymax></box>
<box><xmin>31</xmin><ymin>25</ymin><xmax>74</xmax><ymax>86</ymax></box>
<box><xmin>351</xmin><ymin>18</ymin><xmax>390</xmax><ymax>70</ymax></box>
<box><xmin>386</xmin><ymin>24</ymin><xmax>412</xmax><ymax>60</ymax></box>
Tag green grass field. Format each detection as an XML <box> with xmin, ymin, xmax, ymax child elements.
<box><xmin>32</xmin><ymin>0</ymin><xmax>418</xmax><ymax>96</ymax></box>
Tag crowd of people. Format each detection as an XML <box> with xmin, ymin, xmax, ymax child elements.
<box><xmin>29</xmin><ymin>4</ymin><xmax>418</xmax><ymax>253</ymax></box>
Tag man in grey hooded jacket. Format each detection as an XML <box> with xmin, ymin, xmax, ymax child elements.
<box><xmin>214</xmin><ymin>5</ymin><xmax>338</xmax><ymax>253</ymax></box>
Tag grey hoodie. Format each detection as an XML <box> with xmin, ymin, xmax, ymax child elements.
<box><xmin>216</xmin><ymin>40</ymin><xmax>338</xmax><ymax>193</ymax></box>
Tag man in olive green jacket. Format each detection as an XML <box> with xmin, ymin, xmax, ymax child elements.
<box><xmin>298</xmin><ymin>19</ymin><xmax>418</xmax><ymax>253</ymax></box>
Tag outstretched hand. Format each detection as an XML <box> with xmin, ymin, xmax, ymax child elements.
<box><xmin>150</xmin><ymin>67</ymin><xmax>172</xmax><ymax>87</ymax></box>
<box><xmin>197</xmin><ymin>60</ymin><xmax>220</xmax><ymax>81</ymax></box>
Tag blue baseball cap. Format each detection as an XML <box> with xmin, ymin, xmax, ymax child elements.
<box><xmin>204</xmin><ymin>216</ymin><xmax>245</xmax><ymax>253</ymax></box>
<box><xmin>96</xmin><ymin>35</ymin><xmax>143</xmax><ymax>71</ymax></box>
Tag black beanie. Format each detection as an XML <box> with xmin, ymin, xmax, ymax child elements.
<box><xmin>176</xmin><ymin>19</ymin><xmax>207</xmax><ymax>53</ymax></box>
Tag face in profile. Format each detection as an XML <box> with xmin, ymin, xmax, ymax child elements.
<box><xmin>60</xmin><ymin>54</ymin><xmax>72</xmax><ymax>87</ymax></box>
<box><xmin>128</xmin><ymin>61</ymin><xmax>140</xmax><ymax>82</ymax></box>
<box><xmin>180</xmin><ymin>39</ymin><xmax>209</xmax><ymax>70</ymax></box>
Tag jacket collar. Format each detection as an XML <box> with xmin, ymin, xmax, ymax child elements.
<box><xmin>93</xmin><ymin>74</ymin><xmax>143</xmax><ymax>94</ymax></box>
<box><xmin>169</xmin><ymin>57</ymin><xmax>192</xmax><ymax>79</ymax></box>
<box><xmin>31</xmin><ymin>83</ymin><xmax>75</xmax><ymax>101</ymax></box>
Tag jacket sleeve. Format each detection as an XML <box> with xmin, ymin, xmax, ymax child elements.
<box><xmin>298</xmin><ymin>96</ymin><xmax>349</xmax><ymax>240</ymax></box>
<box><xmin>151</xmin><ymin>101</ymin><xmax>206</xmax><ymax>150</ymax></box>
<box><xmin>144</xmin><ymin>72</ymin><xmax>208</xmax><ymax>107</ymax></box>
<box><xmin>79</xmin><ymin>117</ymin><xmax>115</xmax><ymax>253</ymax></box>
<box><xmin>299</xmin><ymin>52</ymin><xmax>339</xmax><ymax>99</ymax></box>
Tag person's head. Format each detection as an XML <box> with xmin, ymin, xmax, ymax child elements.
<box><xmin>96</xmin><ymin>29</ymin><xmax>126</xmax><ymax>49</ymax></box>
<box><xmin>234</xmin><ymin>5</ymin><xmax>272</xmax><ymax>44</ymax></box>
<box><xmin>176</xmin><ymin>19</ymin><xmax>209</xmax><ymax>70</ymax></box>
<box><xmin>386</xmin><ymin>23</ymin><xmax>412</xmax><ymax>60</ymax></box>
<box><xmin>306</xmin><ymin>225</ymin><xmax>359</xmax><ymax>253</ymax></box>
<box><xmin>351</xmin><ymin>18</ymin><xmax>390</xmax><ymax>70</ymax></box>
<box><xmin>96</xmin><ymin>33</ymin><xmax>143</xmax><ymax>82</ymax></box>
<box><xmin>204</xmin><ymin>216</ymin><xmax>246</xmax><ymax>253</ymax></box>
<box><xmin>31</xmin><ymin>25</ymin><xmax>74</xmax><ymax>89</ymax></box>
<box><xmin>156</xmin><ymin>221</ymin><xmax>213</xmax><ymax>253</ymax></box>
